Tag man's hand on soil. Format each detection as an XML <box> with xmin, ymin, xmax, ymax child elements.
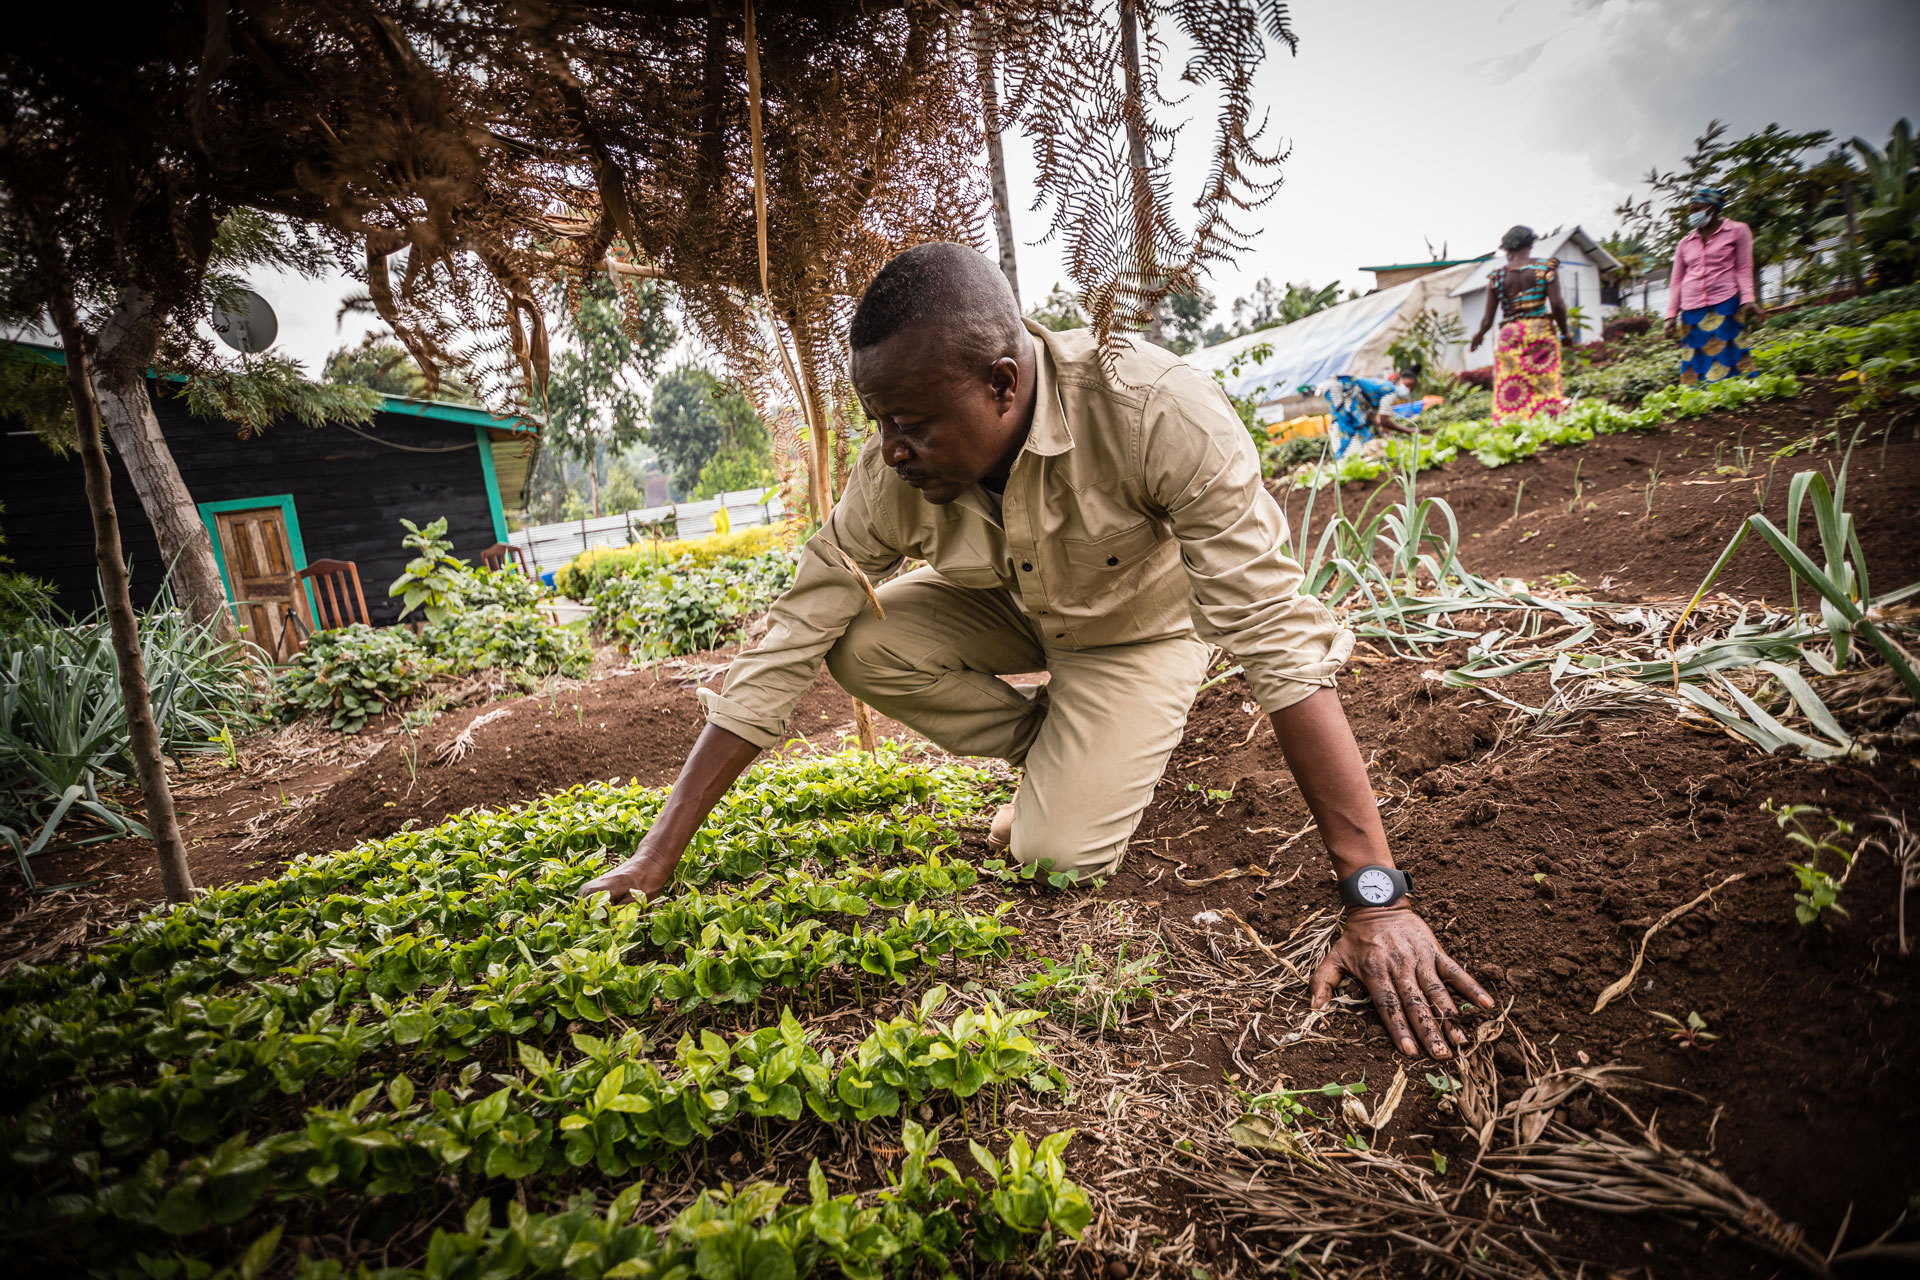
<box><xmin>579</xmin><ymin>846</ymin><xmax>678</xmax><ymax>905</ymax></box>
<box><xmin>1309</xmin><ymin>907</ymin><xmax>1493</xmax><ymax>1059</ymax></box>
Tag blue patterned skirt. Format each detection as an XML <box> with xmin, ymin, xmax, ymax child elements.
<box><xmin>1678</xmin><ymin>295</ymin><xmax>1756</xmax><ymax>384</ymax></box>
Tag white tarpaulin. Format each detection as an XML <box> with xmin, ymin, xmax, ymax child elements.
<box><xmin>1186</xmin><ymin>261</ymin><xmax>1480</xmax><ymax>419</ymax></box>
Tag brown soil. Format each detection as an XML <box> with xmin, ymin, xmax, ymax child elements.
<box><xmin>1280</xmin><ymin>380</ymin><xmax>1920</xmax><ymax>603</ymax></box>
<box><xmin>5</xmin><ymin>387</ymin><xmax>1917</xmax><ymax>1275</ymax></box>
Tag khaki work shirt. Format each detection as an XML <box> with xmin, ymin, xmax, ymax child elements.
<box><xmin>701</xmin><ymin>321</ymin><xmax>1354</xmax><ymax>749</ymax></box>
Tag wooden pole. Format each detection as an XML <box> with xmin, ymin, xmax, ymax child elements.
<box><xmin>1117</xmin><ymin>0</ymin><xmax>1162</xmax><ymax>343</ymax></box>
<box><xmin>971</xmin><ymin>14</ymin><xmax>1021</xmax><ymax>307</ymax></box>
<box><xmin>743</xmin><ymin>3</ymin><xmax>877</xmax><ymax>752</ymax></box>
<box><xmin>46</xmin><ymin>283</ymin><xmax>195</xmax><ymax>903</ymax></box>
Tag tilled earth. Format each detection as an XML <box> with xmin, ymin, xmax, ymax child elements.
<box><xmin>5</xmin><ymin>386</ymin><xmax>1917</xmax><ymax>1276</ymax></box>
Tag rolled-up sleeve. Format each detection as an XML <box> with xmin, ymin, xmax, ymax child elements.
<box><xmin>698</xmin><ymin>462</ymin><xmax>904</xmax><ymax>748</ymax></box>
<box><xmin>1142</xmin><ymin>365</ymin><xmax>1353</xmax><ymax>712</ymax></box>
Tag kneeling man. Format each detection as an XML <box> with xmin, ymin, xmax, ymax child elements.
<box><xmin>584</xmin><ymin>244</ymin><xmax>1490</xmax><ymax>1059</ymax></box>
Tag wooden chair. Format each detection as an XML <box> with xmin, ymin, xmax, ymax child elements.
<box><xmin>296</xmin><ymin>559</ymin><xmax>372</xmax><ymax>632</ymax></box>
<box><xmin>479</xmin><ymin>541</ymin><xmax>534</xmax><ymax>577</ymax></box>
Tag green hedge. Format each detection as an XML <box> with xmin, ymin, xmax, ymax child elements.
<box><xmin>554</xmin><ymin>526</ymin><xmax>787</xmax><ymax>599</ymax></box>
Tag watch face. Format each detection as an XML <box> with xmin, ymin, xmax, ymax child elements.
<box><xmin>1356</xmin><ymin>868</ymin><xmax>1395</xmax><ymax>905</ymax></box>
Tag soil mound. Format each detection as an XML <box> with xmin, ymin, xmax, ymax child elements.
<box><xmin>1280</xmin><ymin>381</ymin><xmax>1919</xmax><ymax>602</ymax></box>
<box><xmin>276</xmin><ymin>667</ymin><xmax>867</xmax><ymax>854</ymax></box>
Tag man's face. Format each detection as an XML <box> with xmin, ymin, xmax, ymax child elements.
<box><xmin>850</xmin><ymin>326</ymin><xmax>1027</xmax><ymax>505</ymax></box>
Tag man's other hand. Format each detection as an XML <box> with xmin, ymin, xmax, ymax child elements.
<box><xmin>579</xmin><ymin>845</ymin><xmax>678</xmax><ymax>905</ymax></box>
<box><xmin>1309</xmin><ymin>907</ymin><xmax>1493</xmax><ymax>1058</ymax></box>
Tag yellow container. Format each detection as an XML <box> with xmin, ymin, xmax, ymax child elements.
<box><xmin>1267</xmin><ymin>413</ymin><xmax>1330</xmax><ymax>442</ymax></box>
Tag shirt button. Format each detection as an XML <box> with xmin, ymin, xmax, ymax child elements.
<box><xmin>1106</xmin><ymin>555</ymin><xmax>1119</xmax><ymax>566</ymax></box>
<box><xmin>1021</xmin><ymin>562</ymin><xmax>1033</xmax><ymax>571</ymax></box>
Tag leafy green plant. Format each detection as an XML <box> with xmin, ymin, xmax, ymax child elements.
<box><xmin>0</xmin><ymin>746</ymin><xmax>1080</xmax><ymax>1271</ymax></box>
<box><xmin>387</xmin><ymin>517</ymin><xmax>469</xmax><ymax>623</ymax></box>
<box><xmin>270</xmin><ymin>623</ymin><xmax>441</xmax><ymax>732</ymax></box>
<box><xmin>1651</xmin><ymin>1010</ymin><xmax>1719</xmax><ymax>1048</ymax></box>
<box><xmin>1753</xmin><ymin>309</ymin><xmax>1920</xmax><ymax>406</ymax></box>
<box><xmin>969</xmin><ymin>1129</ymin><xmax>1094</xmax><ymax>1262</ymax></box>
<box><xmin>1759</xmin><ymin>284</ymin><xmax>1920</xmax><ymax>332</ymax></box>
<box><xmin>1242</xmin><ymin>1079</ymin><xmax>1367</xmax><ymax>1125</ymax></box>
<box><xmin>1767</xmin><ymin>800</ymin><xmax>1859</xmax><ymax>925</ymax></box>
<box><xmin>590</xmin><ymin>552</ymin><xmax>795</xmax><ymax>658</ymax></box>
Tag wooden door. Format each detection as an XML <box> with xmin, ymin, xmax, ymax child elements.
<box><xmin>213</xmin><ymin>507</ymin><xmax>310</xmax><ymax>661</ymax></box>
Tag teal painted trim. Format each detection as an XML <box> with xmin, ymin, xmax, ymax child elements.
<box><xmin>475</xmin><ymin>427</ymin><xmax>510</xmax><ymax>543</ymax></box>
<box><xmin>4</xmin><ymin>339</ymin><xmax>538</xmax><ymax>433</ymax></box>
<box><xmin>196</xmin><ymin>494</ymin><xmax>315</xmax><ymax>618</ymax></box>
<box><xmin>381</xmin><ymin>393</ymin><xmax>539</xmax><ymax>434</ymax></box>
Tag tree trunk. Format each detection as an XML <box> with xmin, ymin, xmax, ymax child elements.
<box><xmin>47</xmin><ymin>288</ymin><xmax>196</xmax><ymax>903</ymax></box>
<box><xmin>971</xmin><ymin>16</ymin><xmax>1021</xmax><ymax>308</ymax></box>
<box><xmin>589</xmin><ymin>443</ymin><xmax>603</xmax><ymax>517</ymax></box>
<box><xmin>92</xmin><ymin>290</ymin><xmax>238</xmax><ymax>644</ymax></box>
<box><xmin>1116</xmin><ymin>0</ymin><xmax>1163</xmax><ymax>343</ymax></box>
<box><xmin>1842</xmin><ymin>182</ymin><xmax>1863</xmax><ymax>293</ymax></box>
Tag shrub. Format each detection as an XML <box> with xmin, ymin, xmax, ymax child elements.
<box><xmin>273</xmin><ymin>606</ymin><xmax>590</xmax><ymax>732</ymax></box>
<box><xmin>388</xmin><ymin>517</ymin><xmax>468</xmax><ymax>623</ymax></box>
<box><xmin>1753</xmin><ymin>309</ymin><xmax>1920</xmax><ymax>404</ymax></box>
<box><xmin>1759</xmin><ymin>283</ymin><xmax>1920</xmax><ymax>332</ymax></box>
<box><xmin>271</xmin><ymin>623</ymin><xmax>442</xmax><ymax>732</ymax></box>
<box><xmin>590</xmin><ymin>552</ymin><xmax>795</xmax><ymax>658</ymax></box>
<box><xmin>457</xmin><ymin>563</ymin><xmax>547</xmax><ymax>610</ymax></box>
<box><xmin>1565</xmin><ymin>345</ymin><xmax>1680</xmax><ymax>403</ymax></box>
<box><xmin>0</xmin><ymin>571</ymin><xmax>55</xmax><ymax>632</ymax></box>
<box><xmin>554</xmin><ymin>525</ymin><xmax>786</xmax><ymax>599</ymax></box>
<box><xmin>424</xmin><ymin>604</ymin><xmax>590</xmax><ymax>681</ymax></box>
<box><xmin>2</xmin><ymin>593</ymin><xmax>263</xmax><ymax>876</ymax></box>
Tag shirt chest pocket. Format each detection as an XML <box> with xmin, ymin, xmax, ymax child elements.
<box><xmin>1060</xmin><ymin>519</ymin><xmax>1163</xmax><ymax>573</ymax></box>
<box><xmin>932</xmin><ymin>547</ymin><xmax>1012</xmax><ymax>590</ymax></box>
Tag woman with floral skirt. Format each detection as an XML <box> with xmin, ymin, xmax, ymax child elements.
<box><xmin>1469</xmin><ymin>225</ymin><xmax>1573</xmax><ymax>424</ymax></box>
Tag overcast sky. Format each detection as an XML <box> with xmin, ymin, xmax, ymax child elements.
<box><xmin>257</xmin><ymin>0</ymin><xmax>1920</xmax><ymax>373</ymax></box>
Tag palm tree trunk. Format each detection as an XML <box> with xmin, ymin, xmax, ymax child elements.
<box><xmin>47</xmin><ymin>286</ymin><xmax>195</xmax><ymax>904</ymax></box>
<box><xmin>971</xmin><ymin>15</ymin><xmax>1020</xmax><ymax>307</ymax></box>
<box><xmin>92</xmin><ymin>289</ymin><xmax>238</xmax><ymax>645</ymax></box>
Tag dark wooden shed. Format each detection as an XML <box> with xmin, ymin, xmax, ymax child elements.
<box><xmin>2</xmin><ymin>342</ymin><xmax>541</xmax><ymax>629</ymax></box>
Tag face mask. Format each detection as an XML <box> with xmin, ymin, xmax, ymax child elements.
<box><xmin>1688</xmin><ymin>209</ymin><xmax>1711</xmax><ymax>228</ymax></box>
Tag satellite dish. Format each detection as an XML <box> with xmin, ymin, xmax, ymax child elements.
<box><xmin>210</xmin><ymin>288</ymin><xmax>279</xmax><ymax>354</ymax></box>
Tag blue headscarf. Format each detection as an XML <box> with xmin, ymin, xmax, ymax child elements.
<box><xmin>1691</xmin><ymin>186</ymin><xmax>1727</xmax><ymax>210</ymax></box>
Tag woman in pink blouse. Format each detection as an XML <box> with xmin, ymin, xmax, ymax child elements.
<box><xmin>1663</xmin><ymin>187</ymin><xmax>1766</xmax><ymax>384</ymax></box>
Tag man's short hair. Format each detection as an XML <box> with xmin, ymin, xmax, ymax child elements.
<box><xmin>849</xmin><ymin>242</ymin><xmax>1025</xmax><ymax>374</ymax></box>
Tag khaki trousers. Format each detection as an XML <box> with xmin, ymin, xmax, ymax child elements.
<box><xmin>824</xmin><ymin>568</ymin><xmax>1209</xmax><ymax>876</ymax></box>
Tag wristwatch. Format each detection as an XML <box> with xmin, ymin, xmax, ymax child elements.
<box><xmin>1338</xmin><ymin>865</ymin><xmax>1414</xmax><ymax>909</ymax></box>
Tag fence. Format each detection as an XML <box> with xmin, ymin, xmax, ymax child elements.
<box><xmin>508</xmin><ymin>489</ymin><xmax>789</xmax><ymax>579</ymax></box>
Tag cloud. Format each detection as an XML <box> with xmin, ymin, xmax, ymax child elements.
<box><xmin>1473</xmin><ymin>37</ymin><xmax>1552</xmax><ymax>85</ymax></box>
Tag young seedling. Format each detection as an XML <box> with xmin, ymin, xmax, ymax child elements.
<box><xmin>1566</xmin><ymin>460</ymin><xmax>1584</xmax><ymax>514</ymax></box>
<box><xmin>1642</xmin><ymin>451</ymin><xmax>1663</xmax><ymax>519</ymax></box>
<box><xmin>1651</xmin><ymin>1010</ymin><xmax>1719</xmax><ymax>1048</ymax></box>
<box><xmin>1512</xmin><ymin>478</ymin><xmax>1527</xmax><ymax>521</ymax></box>
<box><xmin>1766</xmin><ymin>800</ymin><xmax>1858</xmax><ymax>925</ymax></box>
